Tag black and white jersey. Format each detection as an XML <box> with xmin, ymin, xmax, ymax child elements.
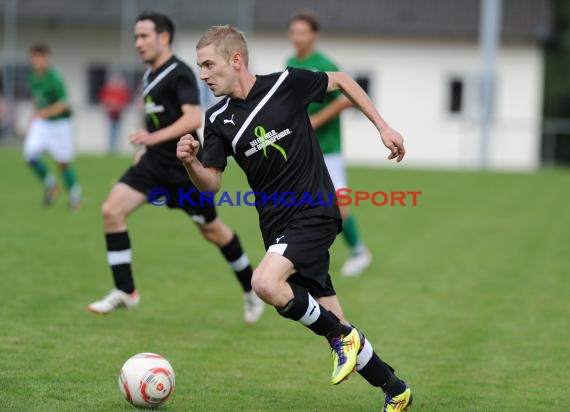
<box><xmin>202</xmin><ymin>67</ymin><xmax>341</xmax><ymax>243</ymax></box>
<box><xmin>142</xmin><ymin>55</ymin><xmax>200</xmax><ymax>162</ymax></box>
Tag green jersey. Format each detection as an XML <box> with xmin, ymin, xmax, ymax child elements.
<box><xmin>27</xmin><ymin>67</ymin><xmax>71</xmax><ymax>120</ymax></box>
<box><xmin>287</xmin><ymin>50</ymin><xmax>342</xmax><ymax>154</ymax></box>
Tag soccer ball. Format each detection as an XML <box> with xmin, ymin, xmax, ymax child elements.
<box><xmin>119</xmin><ymin>352</ymin><xmax>175</xmax><ymax>408</ymax></box>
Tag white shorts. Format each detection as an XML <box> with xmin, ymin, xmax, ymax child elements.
<box><xmin>24</xmin><ymin>118</ymin><xmax>75</xmax><ymax>163</ymax></box>
<box><xmin>323</xmin><ymin>153</ymin><xmax>348</xmax><ymax>190</ymax></box>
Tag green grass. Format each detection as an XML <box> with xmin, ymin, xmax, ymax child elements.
<box><xmin>0</xmin><ymin>148</ymin><xmax>569</xmax><ymax>411</ymax></box>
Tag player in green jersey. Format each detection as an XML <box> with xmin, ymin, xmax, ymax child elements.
<box><xmin>24</xmin><ymin>43</ymin><xmax>81</xmax><ymax>210</ymax></box>
<box><xmin>287</xmin><ymin>11</ymin><xmax>371</xmax><ymax>276</ymax></box>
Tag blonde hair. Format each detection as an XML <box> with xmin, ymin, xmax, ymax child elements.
<box><xmin>196</xmin><ymin>25</ymin><xmax>249</xmax><ymax>66</ymax></box>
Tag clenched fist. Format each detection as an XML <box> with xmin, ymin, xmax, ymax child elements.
<box><xmin>177</xmin><ymin>134</ymin><xmax>200</xmax><ymax>165</ymax></box>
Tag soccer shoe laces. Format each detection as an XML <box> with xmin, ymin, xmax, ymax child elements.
<box><xmin>330</xmin><ymin>329</ymin><xmax>361</xmax><ymax>385</ymax></box>
<box><xmin>103</xmin><ymin>289</ymin><xmax>126</xmax><ymax>308</ymax></box>
<box><xmin>331</xmin><ymin>336</ymin><xmax>348</xmax><ymax>365</ymax></box>
<box><xmin>384</xmin><ymin>392</ymin><xmax>408</xmax><ymax>412</ymax></box>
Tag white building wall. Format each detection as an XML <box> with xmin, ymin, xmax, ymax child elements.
<box><xmin>247</xmin><ymin>34</ymin><xmax>544</xmax><ymax>171</ymax></box>
<box><xmin>10</xmin><ymin>24</ymin><xmax>544</xmax><ymax>170</ymax></box>
<box><xmin>12</xmin><ymin>25</ymin><xmax>145</xmax><ymax>154</ymax></box>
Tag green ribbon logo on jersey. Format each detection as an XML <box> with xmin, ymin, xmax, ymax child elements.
<box><xmin>145</xmin><ymin>96</ymin><xmax>161</xmax><ymax>129</ymax></box>
<box><xmin>254</xmin><ymin>126</ymin><xmax>288</xmax><ymax>161</ymax></box>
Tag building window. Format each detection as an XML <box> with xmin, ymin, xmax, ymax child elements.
<box><xmin>0</xmin><ymin>64</ymin><xmax>32</xmax><ymax>100</ymax></box>
<box><xmin>121</xmin><ymin>68</ymin><xmax>145</xmax><ymax>97</ymax></box>
<box><xmin>354</xmin><ymin>74</ymin><xmax>371</xmax><ymax>96</ymax></box>
<box><xmin>87</xmin><ymin>64</ymin><xmax>107</xmax><ymax>105</ymax></box>
<box><xmin>448</xmin><ymin>78</ymin><xmax>464</xmax><ymax>114</ymax></box>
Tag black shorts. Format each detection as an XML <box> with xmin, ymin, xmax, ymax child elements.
<box><xmin>265</xmin><ymin>215</ymin><xmax>342</xmax><ymax>298</ymax></box>
<box><xmin>119</xmin><ymin>152</ymin><xmax>217</xmax><ymax>224</ymax></box>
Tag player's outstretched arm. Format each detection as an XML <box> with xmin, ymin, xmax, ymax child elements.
<box><xmin>326</xmin><ymin>72</ymin><xmax>405</xmax><ymax>162</ymax></box>
<box><xmin>176</xmin><ymin>134</ymin><xmax>222</xmax><ymax>193</ymax></box>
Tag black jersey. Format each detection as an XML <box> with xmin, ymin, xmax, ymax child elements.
<box><xmin>202</xmin><ymin>67</ymin><xmax>341</xmax><ymax>243</ymax></box>
<box><xmin>142</xmin><ymin>55</ymin><xmax>200</xmax><ymax>162</ymax></box>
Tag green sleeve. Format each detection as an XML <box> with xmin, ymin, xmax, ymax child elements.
<box><xmin>52</xmin><ymin>72</ymin><xmax>69</xmax><ymax>103</ymax></box>
<box><xmin>329</xmin><ymin>88</ymin><xmax>342</xmax><ymax>100</ymax></box>
<box><xmin>327</xmin><ymin>61</ymin><xmax>339</xmax><ymax>72</ymax></box>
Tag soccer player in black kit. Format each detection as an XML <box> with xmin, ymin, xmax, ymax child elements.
<box><xmin>89</xmin><ymin>13</ymin><xmax>265</xmax><ymax>325</ymax></box>
<box><xmin>177</xmin><ymin>25</ymin><xmax>413</xmax><ymax>411</ymax></box>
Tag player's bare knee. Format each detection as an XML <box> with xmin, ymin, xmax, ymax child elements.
<box><xmin>251</xmin><ymin>269</ymin><xmax>277</xmax><ymax>301</ymax></box>
<box><xmin>250</xmin><ymin>269</ymin><xmax>264</xmax><ymax>295</ymax></box>
<box><xmin>101</xmin><ymin>200</ymin><xmax>125</xmax><ymax>227</ymax></box>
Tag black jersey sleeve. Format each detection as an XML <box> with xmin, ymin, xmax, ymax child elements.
<box><xmin>287</xmin><ymin>67</ymin><xmax>328</xmax><ymax>107</ymax></box>
<box><xmin>175</xmin><ymin>69</ymin><xmax>200</xmax><ymax>106</ymax></box>
<box><xmin>201</xmin><ymin>121</ymin><xmax>229</xmax><ymax>170</ymax></box>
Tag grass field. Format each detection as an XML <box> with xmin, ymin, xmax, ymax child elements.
<box><xmin>0</xmin><ymin>148</ymin><xmax>569</xmax><ymax>411</ymax></box>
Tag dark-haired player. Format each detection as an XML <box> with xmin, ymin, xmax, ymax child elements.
<box><xmin>287</xmin><ymin>10</ymin><xmax>371</xmax><ymax>276</ymax></box>
<box><xmin>89</xmin><ymin>12</ymin><xmax>264</xmax><ymax>325</ymax></box>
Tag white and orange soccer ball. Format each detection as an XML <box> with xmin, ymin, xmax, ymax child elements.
<box><xmin>119</xmin><ymin>352</ymin><xmax>175</xmax><ymax>409</ymax></box>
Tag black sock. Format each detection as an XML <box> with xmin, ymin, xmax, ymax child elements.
<box><xmin>277</xmin><ymin>281</ymin><xmax>345</xmax><ymax>338</ymax></box>
<box><xmin>356</xmin><ymin>334</ymin><xmax>407</xmax><ymax>396</ymax></box>
<box><xmin>219</xmin><ymin>234</ymin><xmax>253</xmax><ymax>292</ymax></box>
<box><xmin>105</xmin><ymin>231</ymin><xmax>134</xmax><ymax>294</ymax></box>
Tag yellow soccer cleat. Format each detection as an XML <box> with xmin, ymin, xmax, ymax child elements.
<box><xmin>383</xmin><ymin>384</ymin><xmax>413</xmax><ymax>412</ymax></box>
<box><xmin>330</xmin><ymin>328</ymin><xmax>361</xmax><ymax>384</ymax></box>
